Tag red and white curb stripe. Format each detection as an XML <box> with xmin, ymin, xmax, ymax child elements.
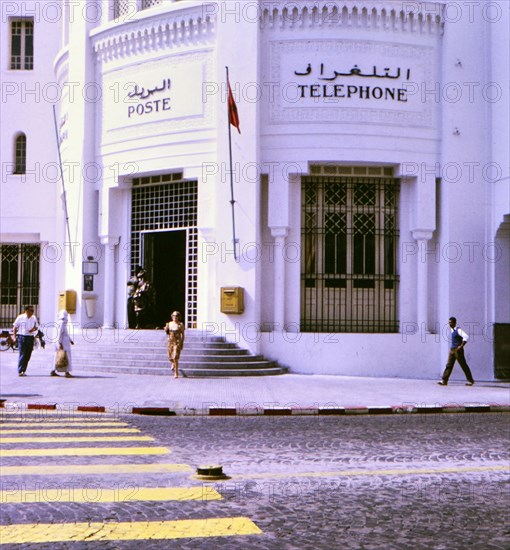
<box><xmin>0</xmin><ymin>401</ymin><xmax>508</xmax><ymax>416</ymax></box>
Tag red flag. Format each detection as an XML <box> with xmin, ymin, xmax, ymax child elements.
<box><xmin>227</xmin><ymin>78</ymin><xmax>241</xmax><ymax>134</ymax></box>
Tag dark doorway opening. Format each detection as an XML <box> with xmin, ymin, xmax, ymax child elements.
<box><xmin>143</xmin><ymin>230</ymin><xmax>186</xmax><ymax>328</ymax></box>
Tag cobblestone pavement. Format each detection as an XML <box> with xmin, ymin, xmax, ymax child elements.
<box><xmin>0</xmin><ymin>412</ymin><xmax>509</xmax><ymax>549</ymax></box>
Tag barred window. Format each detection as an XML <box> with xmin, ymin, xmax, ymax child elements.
<box><xmin>0</xmin><ymin>244</ymin><xmax>40</xmax><ymax>325</ymax></box>
<box><xmin>301</xmin><ymin>167</ymin><xmax>399</xmax><ymax>332</ymax></box>
<box><xmin>131</xmin><ymin>175</ymin><xmax>198</xmax><ymax>328</ymax></box>
<box><xmin>10</xmin><ymin>19</ymin><xmax>33</xmax><ymax>70</ymax></box>
<box><xmin>14</xmin><ymin>133</ymin><xmax>26</xmax><ymax>175</ymax></box>
<box><xmin>113</xmin><ymin>0</ymin><xmax>131</xmax><ymax>20</ymax></box>
<box><xmin>141</xmin><ymin>0</ymin><xmax>164</xmax><ymax>9</ymax></box>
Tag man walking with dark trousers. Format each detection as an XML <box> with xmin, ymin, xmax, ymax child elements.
<box><xmin>438</xmin><ymin>316</ymin><xmax>475</xmax><ymax>386</ymax></box>
<box><xmin>13</xmin><ymin>305</ymin><xmax>39</xmax><ymax>377</ymax></box>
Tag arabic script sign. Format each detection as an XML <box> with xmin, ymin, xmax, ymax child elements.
<box><xmin>126</xmin><ymin>78</ymin><xmax>172</xmax><ymax>118</ymax></box>
<box><xmin>292</xmin><ymin>62</ymin><xmax>411</xmax><ymax>102</ymax></box>
<box><xmin>103</xmin><ymin>62</ymin><xmax>204</xmax><ymax>131</ymax></box>
<box><xmin>268</xmin><ymin>40</ymin><xmax>434</xmax><ymax>127</ymax></box>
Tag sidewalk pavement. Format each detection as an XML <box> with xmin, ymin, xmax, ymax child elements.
<box><xmin>1</xmin><ymin>351</ymin><xmax>509</xmax><ymax>416</ymax></box>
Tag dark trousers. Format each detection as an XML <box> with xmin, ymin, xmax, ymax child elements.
<box><xmin>441</xmin><ymin>348</ymin><xmax>474</xmax><ymax>384</ymax></box>
<box><xmin>17</xmin><ymin>335</ymin><xmax>35</xmax><ymax>374</ymax></box>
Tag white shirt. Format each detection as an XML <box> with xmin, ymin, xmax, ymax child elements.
<box><xmin>450</xmin><ymin>326</ymin><xmax>469</xmax><ymax>342</ymax></box>
<box><xmin>13</xmin><ymin>313</ymin><xmax>38</xmax><ymax>336</ymax></box>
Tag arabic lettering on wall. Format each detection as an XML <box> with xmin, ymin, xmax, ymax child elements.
<box><xmin>126</xmin><ymin>78</ymin><xmax>172</xmax><ymax>118</ymax></box>
<box><xmin>292</xmin><ymin>64</ymin><xmax>411</xmax><ymax>102</ymax></box>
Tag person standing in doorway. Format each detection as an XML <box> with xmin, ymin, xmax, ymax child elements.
<box><xmin>13</xmin><ymin>305</ymin><xmax>39</xmax><ymax>376</ymax></box>
<box><xmin>438</xmin><ymin>317</ymin><xmax>475</xmax><ymax>386</ymax></box>
<box><xmin>164</xmin><ymin>311</ymin><xmax>185</xmax><ymax>379</ymax></box>
<box><xmin>50</xmin><ymin>310</ymin><xmax>74</xmax><ymax>378</ymax></box>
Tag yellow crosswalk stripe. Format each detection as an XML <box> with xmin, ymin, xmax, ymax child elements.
<box><xmin>0</xmin><ymin>518</ymin><xmax>263</xmax><ymax>543</ymax></box>
<box><xmin>0</xmin><ymin>435</ymin><xmax>153</xmax><ymax>443</ymax></box>
<box><xmin>0</xmin><ymin>486</ymin><xmax>222</xmax><ymax>504</ymax></box>
<box><xmin>0</xmin><ymin>422</ymin><xmax>129</xmax><ymax>427</ymax></box>
<box><xmin>0</xmin><ymin>463</ymin><xmax>192</xmax><ymax>476</ymax></box>
<box><xmin>0</xmin><ymin>428</ymin><xmax>140</xmax><ymax>434</ymax></box>
<box><xmin>0</xmin><ymin>447</ymin><xmax>169</xmax><ymax>457</ymax></box>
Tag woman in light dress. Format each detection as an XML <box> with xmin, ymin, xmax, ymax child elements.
<box><xmin>164</xmin><ymin>311</ymin><xmax>185</xmax><ymax>379</ymax></box>
<box><xmin>50</xmin><ymin>310</ymin><xmax>74</xmax><ymax>378</ymax></box>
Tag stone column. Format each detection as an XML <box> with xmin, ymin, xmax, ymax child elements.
<box><xmin>268</xmin><ymin>169</ymin><xmax>290</xmax><ymax>332</ymax></box>
<box><xmin>100</xmin><ymin>0</ymin><xmax>111</xmax><ymax>24</ymax></box>
<box><xmin>101</xmin><ymin>236</ymin><xmax>119</xmax><ymax>328</ymax></box>
<box><xmin>412</xmin><ymin>229</ymin><xmax>434</xmax><ymax>333</ymax></box>
<box><xmin>270</xmin><ymin>227</ymin><xmax>289</xmax><ymax>331</ymax></box>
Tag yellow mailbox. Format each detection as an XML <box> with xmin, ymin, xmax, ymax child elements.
<box><xmin>220</xmin><ymin>287</ymin><xmax>244</xmax><ymax>314</ymax></box>
<box><xmin>58</xmin><ymin>290</ymin><xmax>77</xmax><ymax>314</ymax></box>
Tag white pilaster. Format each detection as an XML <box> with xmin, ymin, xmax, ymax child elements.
<box><xmin>270</xmin><ymin>227</ymin><xmax>289</xmax><ymax>331</ymax></box>
<box><xmin>412</xmin><ymin>229</ymin><xmax>434</xmax><ymax>333</ymax></box>
<box><xmin>101</xmin><ymin>236</ymin><xmax>119</xmax><ymax>328</ymax></box>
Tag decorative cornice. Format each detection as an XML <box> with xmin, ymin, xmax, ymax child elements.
<box><xmin>91</xmin><ymin>5</ymin><xmax>215</xmax><ymax>63</ymax></box>
<box><xmin>260</xmin><ymin>1</ymin><xmax>444</xmax><ymax>35</ymax></box>
<box><xmin>54</xmin><ymin>46</ymin><xmax>69</xmax><ymax>82</ymax></box>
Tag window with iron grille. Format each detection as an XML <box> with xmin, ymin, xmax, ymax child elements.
<box><xmin>0</xmin><ymin>244</ymin><xmax>40</xmax><ymax>326</ymax></box>
<box><xmin>113</xmin><ymin>0</ymin><xmax>131</xmax><ymax>19</ymax></box>
<box><xmin>14</xmin><ymin>133</ymin><xmax>26</xmax><ymax>174</ymax></box>
<box><xmin>10</xmin><ymin>19</ymin><xmax>33</xmax><ymax>70</ymax></box>
<box><xmin>130</xmin><ymin>175</ymin><xmax>198</xmax><ymax>328</ymax></box>
<box><xmin>301</xmin><ymin>167</ymin><xmax>399</xmax><ymax>333</ymax></box>
<box><xmin>141</xmin><ymin>0</ymin><xmax>164</xmax><ymax>9</ymax></box>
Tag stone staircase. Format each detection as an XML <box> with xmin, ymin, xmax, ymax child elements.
<box><xmin>65</xmin><ymin>329</ymin><xmax>287</xmax><ymax>377</ymax></box>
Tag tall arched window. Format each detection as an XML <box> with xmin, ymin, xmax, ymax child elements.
<box><xmin>14</xmin><ymin>133</ymin><xmax>26</xmax><ymax>174</ymax></box>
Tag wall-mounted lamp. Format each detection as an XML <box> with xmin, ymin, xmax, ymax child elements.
<box><xmin>82</xmin><ymin>256</ymin><xmax>98</xmax><ymax>275</ymax></box>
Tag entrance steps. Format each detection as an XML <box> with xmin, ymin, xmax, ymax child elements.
<box><xmin>63</xmin><ymin>329</ymin><xmax>287</xmax><ymax>377</ymax></box>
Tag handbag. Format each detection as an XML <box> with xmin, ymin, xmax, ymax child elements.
<box><xmin>55</xmin><ymin>349</ymin><xmax>68</xmax><ymax>372</ymax></box>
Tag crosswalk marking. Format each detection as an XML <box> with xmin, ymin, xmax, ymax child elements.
<box><xmin>0</xmin><ymin>410</ymin><xmax>117</xmax><ymax>417</ymax></box>
<box><xmin>0</xmin><ymin>486</ymin><xmax>222</xmax><ymax>504</ymax></box>
<box><xmin>0</xmin><ymin>463</ymin><xmax>193</xmax><ymax>476</ymax></box>
<box><xmin>0</xmin><ymin>421</ymin><xmax>130</xmax><ymax>427</ymax></box>
<box><xmin>0</xmin><ymin>435</ymin><xmax>153</xmax><ymax>443</ymax></box>
<box><xmin>0</xmin><ymin>428</ymin><xmax>140</xmax><ymax>434</ymax></box>
<box><xmin>0</xmin><ymin>416</ymin><xmax>264</xmax><ymax>543</ymax></box>
<box><xmin>0</xmin><ymin>518</ymin><xmax>262</xmax><ymax>543</ymax></box>
<box><xmin>0</xmin><ymin>447</ymin><xmax>169</xmax><ymax>457</ymax></box>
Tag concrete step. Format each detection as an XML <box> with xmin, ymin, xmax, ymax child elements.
<box><xmin>72</xmin><ymin>347</ymin><xmax>250</xmax><ymax>357</ymax></box>
<box><xmin>21</xmin><ymin>329</ymin><xmax>286</xmax><ymax>377</ymax></box>
<box><xmin>68</xmin><ymin>364</ymin><xmax>288</xmax><ymax>377</ymax></box>
<box><xmin>72</xmin><ymin>353</ymin><xmax>266</xmax><ymax>364</ymax></box>
<box><xmin>75</xmin><ymin>329</ymin><xmax>229</xmax><ymax>344</ymax></box>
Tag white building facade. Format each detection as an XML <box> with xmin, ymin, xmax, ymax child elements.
<box><xmin>2</xmin><ymin>0</ymin><xmax>509</xmax><ymax>380</ymax></box>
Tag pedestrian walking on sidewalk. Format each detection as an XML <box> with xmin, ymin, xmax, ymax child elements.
<box><xmin>438</xmin><ymin>317</ymin><xmax>475</xmax><ymax>386</ymax></box>
<box><xmin>164</xmin><ymin>311</ymin><xmax>185</xmax><ymax>379</ymax></box>
<box><xmin>50</xmin><ymin>310</ymin><xmax>74</xmax><ymax>378</ymax></box>
<box><xmin>13</xmin><ymin>305</ymin><xmax>39</xmax><ymax>376</ymax></box>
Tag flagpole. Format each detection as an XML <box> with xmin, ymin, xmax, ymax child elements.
<box><xmin>225</xmin><ymin>66</ymin><xmax>238</xmax><ymax>261</ymax></box>
<box><xmin>52</xmin><ymin>104</ymin><xmax>74</xmax><ymax>264</ymax></box>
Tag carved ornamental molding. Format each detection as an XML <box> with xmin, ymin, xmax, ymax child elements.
<box><xmin>260</xmin><ymin>0</ymin><xmax>444</xmax><ymax>35</ymax></box>
<box><xmin>91</xmin><ymin>5</ymin><xmax>215</xmax><ymax>63</ymax></box>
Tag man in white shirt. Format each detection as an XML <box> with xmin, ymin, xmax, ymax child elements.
<box><xmin>438</xmin><ymin>316</ymin><xmax>475</xmax><ymax>386</ymax></box>
<box><xmin>13</xmin><ymin>305</ymin><xmax>39</xmax><ymax>376</ymax></box>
